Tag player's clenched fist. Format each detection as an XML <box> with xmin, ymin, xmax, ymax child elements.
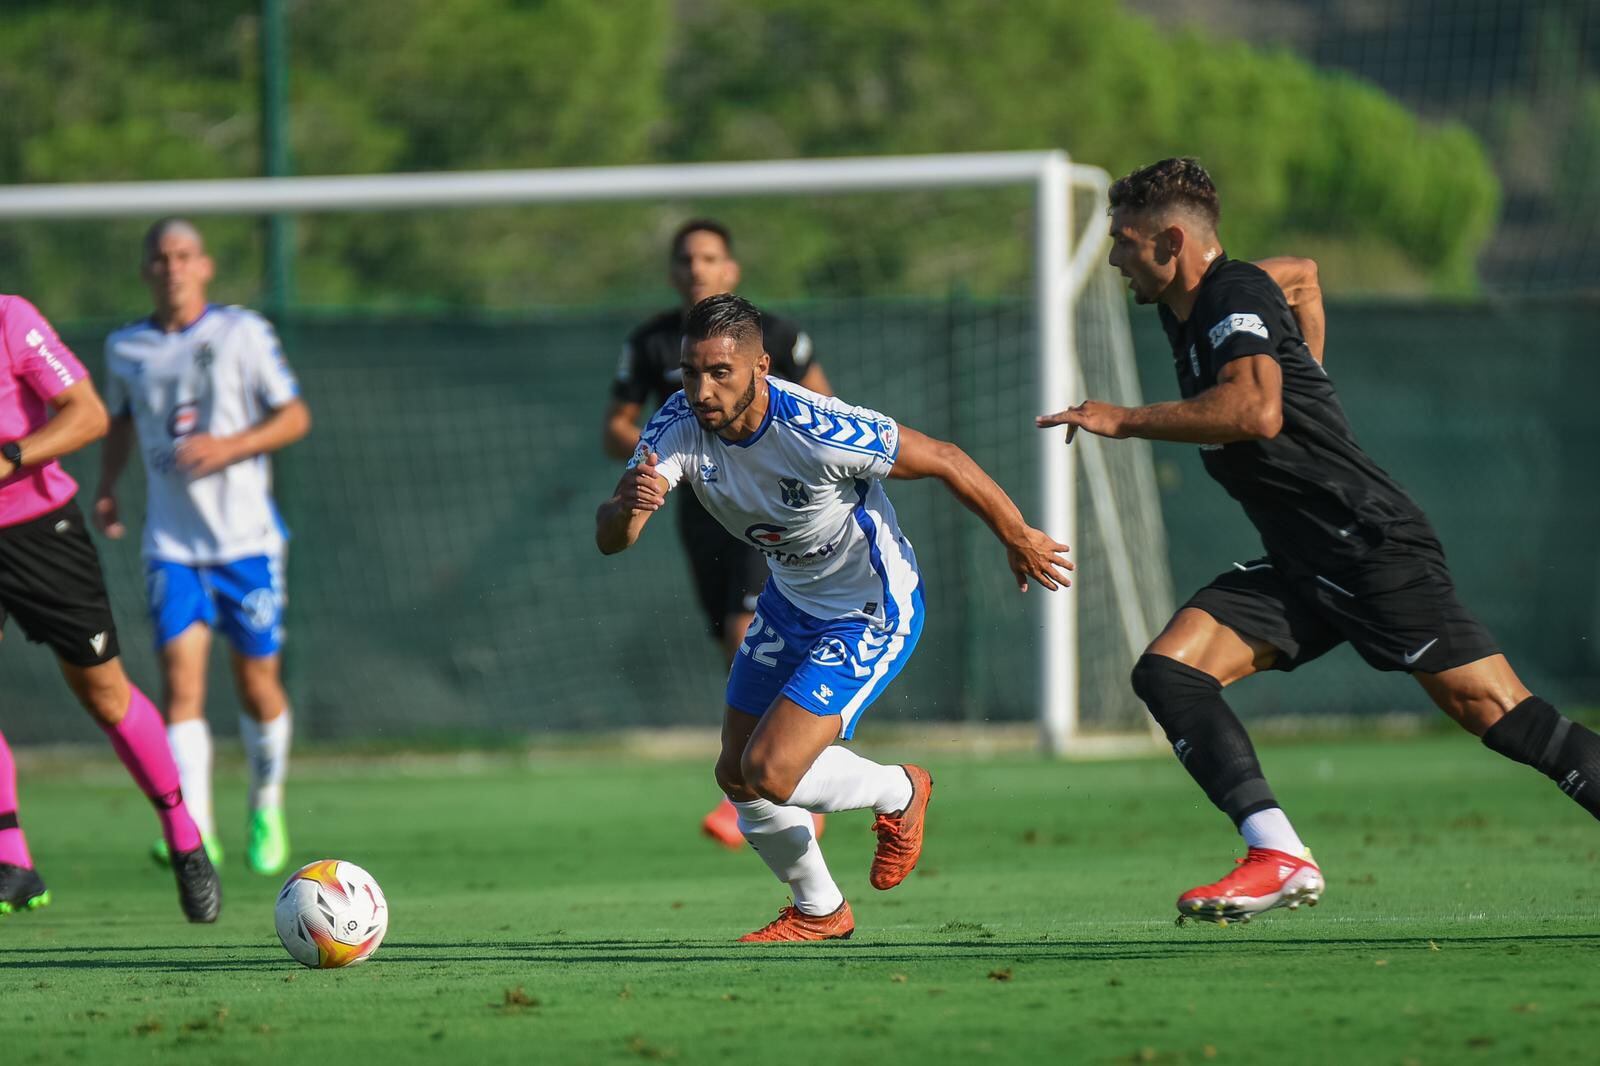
<box><xmin>619</xmin><ymin>448</ymin><xmax>666</xmax><ymax>512</ymax></box>
<box><xmin>1004</xmin><ymin>526</ymin><xmax>1074</xmax><ymax>592</ymax></box>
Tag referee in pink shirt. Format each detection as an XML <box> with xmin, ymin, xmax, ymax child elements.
<box><xmin>0</xmin><ymin>294</ymin><xmax>220</xmax><ymax>922</ymax></box>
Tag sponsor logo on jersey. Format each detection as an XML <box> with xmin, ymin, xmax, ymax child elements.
<box><xmin>744</xmin><ymin>523</ymin><xmax>788</xmax><ymax>547</ymax></box>
<box><xmin>1207</xmin><ymin>312</ymin><xmax>1269</xmax><ymax>349</ymax></box>
<box><xmin>809</xmin><ymin>637</ymin><xmax>850</xmax><ymax>667</ymax></box>
<box><xmin>699</xmin><ymin>459</ymin><xmax>719</xmax><ymax>483</ymax></box>
<box><xmin>778</xmin><ymin>477</ymin><xmax>810</xmax><ymax>507</ymax></box>
<box><xmin>812</xmin><ymin>683</ymin><xmax>834</xmax><ymax>706</ymax></box>
<box><xmin>89</xmin><ymin>631</ymin><xmax>108</xmax><ymax>657</ymax></box>
<box><xmin>168</xmin><ymin>401</ymin><xmax>200</xmax><ymax>439</ymax></box>
<box><xmin>1187</xmin><ymin>344</ymin><xmax>1200</xmax><ymax>378</ymax></box>
<box><xmin>24</xmin><ymin>327</ymin><xmax>76</xmax><ymax>387</ymax></box>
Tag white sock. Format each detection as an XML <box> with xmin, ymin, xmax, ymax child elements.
<box><xmin>733</xmin><ymin>798</ymin><xmax>843</xmax><ymax>916</ymax></box>
<box><xmin>239</xmin><ymin>709</ymin><xmax>291</xmax><ymax>811</ymax></box>
<box><xmin>1240</xmin><ymin>807</ymin><xmax>1306</xmax><ymax>855</ymax></box>
<box><xmin>784</xmin><ymin>746</ymin><xmax>913</xmax><ymax>815</ymax></box>
<box><xmin>166</xmin><ymin>719</ymin><xmax>214</xmax><ymax>838</ymax></box>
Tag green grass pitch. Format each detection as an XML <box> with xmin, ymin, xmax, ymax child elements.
<box><xmin>4</xmin><ymin>735</ymin><xmax>1599</xmax><ymax>1064</ymax></box>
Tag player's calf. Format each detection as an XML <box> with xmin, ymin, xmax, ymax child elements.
<box><xmin>1131</xmin><ymin>654</ymin><xmax>1279</xmax><ymax>826</ymax></box>
<box><xmin>1482</xmin><ymin>696</ymin><xmax>1600</xmax><ymax>819</ymax></box>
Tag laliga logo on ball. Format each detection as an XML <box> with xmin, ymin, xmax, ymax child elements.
<box><xmin>274</xmin><ymin>859</ymin><xmax>389</xmax><ymax>969</ymax></box>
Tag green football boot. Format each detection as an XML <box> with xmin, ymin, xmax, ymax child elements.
<box><xmin>0</xmin><ymin>863</ymin><xmax>50</xmax><ymax>915</ymax></box>
<box><xmin>151</xmin><ymin>833</ymin><xmax>224</xmax><ymax>868</ymax></box>
<box><xmin>246</xmin><ymin>807</ymin><xmax>290</xmax><ymax>876</ymax></box>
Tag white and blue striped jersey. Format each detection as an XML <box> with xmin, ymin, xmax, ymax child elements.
<box><xmin>631</xmin><ymin>378</ymin><xmax>921</xmax><ymax>628</ymax></box>
<box><xmin>104</xmin><ymin>305</ymin><xmax>299</xmax><ymax>566</ymax></box>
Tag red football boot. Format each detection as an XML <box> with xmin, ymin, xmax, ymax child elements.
<box><xmin>1177</xmin><ymin>847</ymin><xmax>1324</xmax><ymax>924</ymax></box>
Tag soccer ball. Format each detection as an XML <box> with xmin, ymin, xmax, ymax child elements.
<box><xmin>274</xmin><ymin>859</ymin><xmax>389</xmax><ymax>969</ymax></box>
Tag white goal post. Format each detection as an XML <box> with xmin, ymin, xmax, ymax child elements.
<box><xmin>0</xmin><ymin>150</ymin><xmax>1168</xmax><ymax>754</ymax></box>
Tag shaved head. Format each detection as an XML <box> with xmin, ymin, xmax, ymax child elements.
<box><xmin>143</xmin><ymin>217</ymin><xmax>205</xmax><ymax>259</ymax></box>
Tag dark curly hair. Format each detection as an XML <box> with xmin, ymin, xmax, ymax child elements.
<box><xmin>684</xmin><ymin>292</ymin><xmax>764</xmax><ymax>351</ymax></box>
<box><xmin>1108</xmin><ymin>157</ymin><xmax>1220</xmax><ymax>229</ymax></box>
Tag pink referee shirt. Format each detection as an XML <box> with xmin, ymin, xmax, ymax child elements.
<box><xmin>0</xmin><ymin>295</ymin><xmax>88</xmax><ymax>528</ymax></box>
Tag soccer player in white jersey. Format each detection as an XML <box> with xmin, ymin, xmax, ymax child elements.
<box><xmin>94</xmin><ymin>218</ymin><xmax>311</xmax><ymax>876</ymax></box>
<box><xmin>596</xmin><ymin>294</ymin><xmax>1072</xmax><ymax>941</ymax></box>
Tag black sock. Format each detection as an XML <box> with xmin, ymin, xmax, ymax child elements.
<box><xmin>1131</xmin><ymin>653</ymin><xmax>1278</xmax><ymax>827</ymax></box>
<box><xmin>0</xmin><ymin>811</ymin><xmax>17</xmax><ymax>833</ymax></box>
<box><xmin>1482</xmin><ymin>696</ymin><xmax>1600</xmax><ymax>820</ymax></box>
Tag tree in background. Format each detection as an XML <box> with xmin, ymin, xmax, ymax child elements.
<box><xmin>0</xmin><ymin>0</ymin><xmax>1499</xmax><ymax>316</ymax></box>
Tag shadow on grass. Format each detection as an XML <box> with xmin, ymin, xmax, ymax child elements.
<box><xmin>7</xmin><ymin>932</ymin><xmax>1600</xmax><ymax>972</ymax></box>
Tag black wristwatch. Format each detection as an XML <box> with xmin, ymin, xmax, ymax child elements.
<box><xmin>1</xmin><ymin>441</ymin><xmax>22</xmax><ymax>470</ymax></box>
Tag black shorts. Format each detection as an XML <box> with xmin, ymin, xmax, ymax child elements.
<box><xmin>0</xmin><ymin>500</ymin><xmax>121</xmax><ymax>667</ymax></box>
<box><xmin>1185</xmin><ymin>529</ymin><xmax>1498</xmax><ymax>675</ymax></box>
<box><xmin>676</xmin><ymin>495</ymin><xmax>767</xmax><ymax>640</ymax></box>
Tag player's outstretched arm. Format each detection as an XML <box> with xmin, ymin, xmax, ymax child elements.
<box><xmin>1255</xmin><ymin>256</ymin><xmax>1325</xmax><ymax>364</ymax></box>
<box><xmin>889</xmin><ymin>426</ymin><xmax>1072</xmax><ymax>592</ymax></box>
<box><xmin>1036</xmin><ymin>354</ymin><xmax>1283</xmax><ymax>446</ymax></box>
<box><xmin>92</xmin><ymin>413</ymin><xmax>136</xmax><ymax>539</ymax></box>
<box><xmin>0</xmin><ymin>379</ymin><xmax>110</xmax><ymax>482</ymax></box>
<box><xmin>176</xmin><ymin>397</ymin><xmax>311</xmax><ymax>479</ymax></box>
<box><xmin>595</xmin><ymin>450</ymin><xmax>669</xmax><ymax>555</ymax></box>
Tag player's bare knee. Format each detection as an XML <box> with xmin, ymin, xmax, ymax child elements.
<box><xmin>738</xmin><ymin>752</ymin><xmax>795</xmax><ymax>804</ymax></box>
<box><xmin>714</xmin><ymin>756</ymin><xmax>747</xmax><ymax>798</ymax></box>
<box><xmin>78</xmin><ymin>676</ymin><xmax>130</xmax><ymax>726</ymax></box>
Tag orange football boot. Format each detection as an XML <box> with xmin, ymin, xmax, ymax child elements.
<box><xmin>869</xmin><ymin>764</ymin><xmax>932</xmax><ymax>890</ymax></box>
<box><xmin>702</xmin><ymin>798</ymin><xmax>825</xmax><ymax>850</ymax></box>
<box><xmin>737</xmin><ymin>900</ymin><xmax>854</xmax><ymax>942</ymax></box>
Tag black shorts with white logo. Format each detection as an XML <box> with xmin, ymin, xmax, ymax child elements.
<box><xmin>677</xmin><ymin>493</ymin><xmax>768</xmax><ymax>640</ymax></box>
<box><xmin>1184</xmin><ymin>523</ymin><xmax>1499</xmax><ymax>675</ymax></box>
<box><xmin>0</xmin><ymin>500</ymin><xmax>121</xmax><ymax>667</ymax></box>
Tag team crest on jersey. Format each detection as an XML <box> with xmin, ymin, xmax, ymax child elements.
<box><xmin>194</xmin><ymin>343</ymin><xmax>215</xmax><ymax>372</ymax></box>
<box><xmin>778</xmin><ymin>477</ymin><xmax>810</xmax><ymax>507</ymax></box>
<box><xmin>699</xmin><ymin>460</ymin><xmax>720</xmax><ymax>483</ymax></box>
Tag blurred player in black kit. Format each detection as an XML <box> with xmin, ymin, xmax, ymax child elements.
<box><xmin>602</xmin><ymin>219</ymin><xmax>831</xmax><ymax>848</ymax></box>
<box><xmin>1039</xmin><ymin>157</ymin><xmax>1600</xmax><ymax>924</ymax></box>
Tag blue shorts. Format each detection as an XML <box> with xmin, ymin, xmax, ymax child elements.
<box><xmin>147</xmin><ymin>554</ymin><xmax>285</xmax><ymax>658</ymax></box>
<box><xmin>726</xmin><ymin>580</ymin><xmax>925</xmax><ymax>739</ymax></box>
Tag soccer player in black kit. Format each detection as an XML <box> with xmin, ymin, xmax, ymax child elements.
<box><xmin>602</xmin><ymin>219</ymin><xmax>832</xmax><ymax>848</ymax></box>
<box><xmin>1039</xmin><ymin>157</ymin><xmax>1600</xmax><ymax>923</ymax></box>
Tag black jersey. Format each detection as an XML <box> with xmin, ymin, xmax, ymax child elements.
<box><xmin>610</xmin><ymin>308</ymin><xmax>814</xmax><ymax>409</ymax></box>
<box><xmin>1159</xmin><ymin>255</ymin><xmax>1425</xmax><ymax>566</ymax></box>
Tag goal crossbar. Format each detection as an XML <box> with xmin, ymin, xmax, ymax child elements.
<box><xmin>0</xmin><ymin>150</ymin><xmax>1122</xmax><ymax>755</ymax></box>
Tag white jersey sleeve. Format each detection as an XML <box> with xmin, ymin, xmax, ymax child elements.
<box><xmin>239</xmin><ymin>313</ymin><xmax>299</xmax><ymax>409</ymax></box>
<box><xmin>797</xmin><ymin>391</ymin><xmax>900</xmax><ymax>483</ymax></box>
<box><xmin>628</xmin><ymin>391</ymin><xmax>696</xmax><ymax>490</ymax></box>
